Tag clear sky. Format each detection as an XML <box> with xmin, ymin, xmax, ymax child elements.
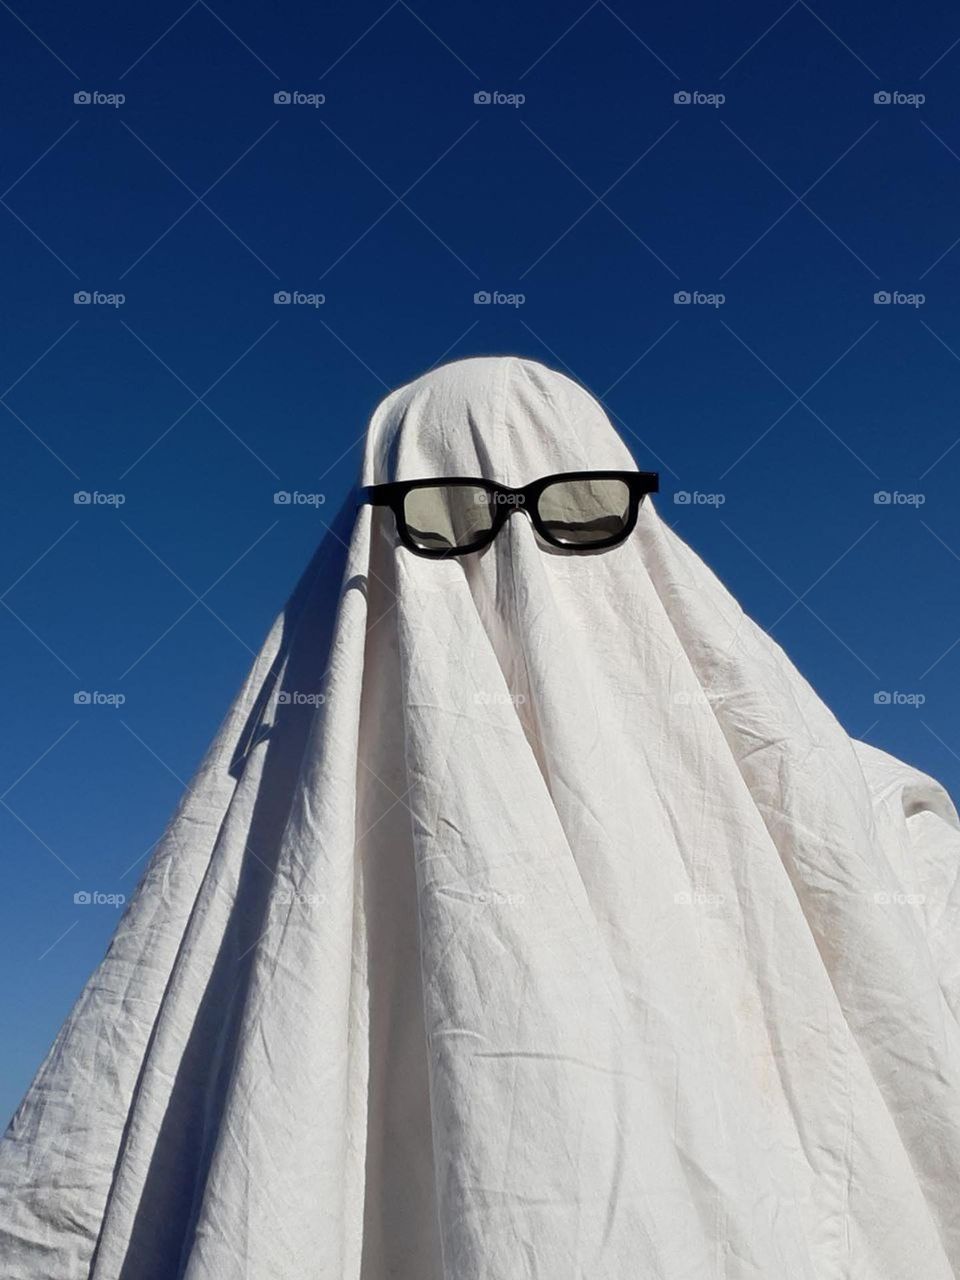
<box><xmin>2</xmin><ymin>0</ymin><xmax>959</xmax><ymax>1122</ymax></box>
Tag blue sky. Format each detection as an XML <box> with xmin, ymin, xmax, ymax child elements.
<box><xmin>2</xmin><ymin>0</ymin><xmax>960</xmax><ymax>1121</ymax></box>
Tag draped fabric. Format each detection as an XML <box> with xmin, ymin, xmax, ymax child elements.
<box><xmin>2</xmin><ymin>356</ymin><xmax>959</xmax><ymax>1279</ymax></box>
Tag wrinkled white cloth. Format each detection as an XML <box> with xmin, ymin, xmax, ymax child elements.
<box><xmin>2</xmin><ymin>356</ymin><xmax>959</xmax><ymax>1280</ymax></box>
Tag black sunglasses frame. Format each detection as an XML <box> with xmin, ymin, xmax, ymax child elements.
<box><xmin>359</xmin><ymin>470</ymin><xmax>659</xmax><ymax>559</ymax></box>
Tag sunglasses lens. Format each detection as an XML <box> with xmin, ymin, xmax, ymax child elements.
<box><xmin>402</xmin><ymin>485</ymin><xmax>495</xmax><ymax>553</ymax></box>
<box><xmin>536</xmin><ymin>478</ymin><xmax>632</xmax><ymax>546</ymax></box>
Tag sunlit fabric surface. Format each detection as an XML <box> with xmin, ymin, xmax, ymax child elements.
<box><xmin>2</xmin><ymin>356</ymin><xmax>959</xmax><ymax>1280</ymax></box>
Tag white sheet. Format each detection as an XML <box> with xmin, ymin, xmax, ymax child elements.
<box><xmin>2</xmin><ymin>356</ymin><xmax>959</xmax><ymax>1279</ymax></box>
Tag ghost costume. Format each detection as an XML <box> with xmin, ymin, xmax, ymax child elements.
<box><xmin>2</xmin><ymin>356</ymin><xmax>959</xmax><ymax>1280</ymax></box>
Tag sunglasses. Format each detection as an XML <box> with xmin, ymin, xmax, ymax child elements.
<box><xmin>359</xmin><ymin>470</ymin><xmax>659</xmax><ymax>559</ymax></box>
